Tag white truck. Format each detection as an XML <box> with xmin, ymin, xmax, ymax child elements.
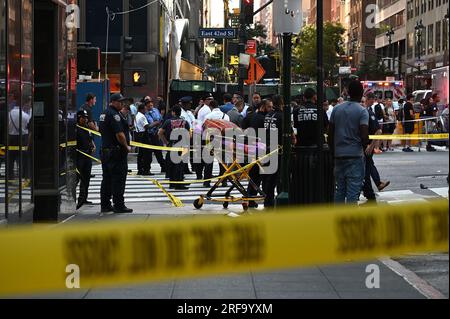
<box><xmin>431</xmin><ymin>66</ymin><xmax>449</xmax><ymax>108</ymax></box>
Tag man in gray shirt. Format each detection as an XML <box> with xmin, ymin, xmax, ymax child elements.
<box><xmin>328</xmin><ymin>80</ymin><xmax>369</xmax><ymax>204</ymax></box>
<box><xmin>227</xmin><ymin>98</ymin><xmax>245</xmax><ymax>127</ymax></box>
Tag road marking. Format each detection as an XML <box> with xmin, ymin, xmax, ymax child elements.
<box><xmin>429</xmin><ymin>187</ymin><xmax>449</xmax><ymax>199</ymax></box>
<box><xmin>379</xmin><ymin>257</ymin><xmax>447</xmax><ymax>299</ymax></box>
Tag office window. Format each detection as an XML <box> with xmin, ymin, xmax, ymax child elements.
<box><xmin>428</xmin><ymin>0</ymin><xmax>434</xmax><ymax>10</ymax></box>
<box><xmin>436</xmin><ymin>21</ymin><xmax>441</xmax><ymax>52</ymax></box>
<box><xmin>443</xmin><ymin>19</ymin><xmax>448</xmax><ymax>51</ymax></box>
<box><xmin>129</xmin><ymin>0</ymin><xmax>148</xmax><ymax>52</ymax></box>
<box><xmin>415</xmin><ymin>0</ymin><xmax>419</xmax><ymax>16</ymax></box>
<box><xmin>407</xmin><ymin>32</ymin><xmax>414</xmax><ymax>59</ymax></box>
<box><xmin>86</xmin><ymin>0</ymin><xmax>123</xmax><ymax>52</ymax></box>
<box><xmin>428</xmin><ymin>24</ymin><xmax>434</xmax><ymax>54</ymax></box>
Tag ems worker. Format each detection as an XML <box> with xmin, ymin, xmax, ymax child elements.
<box><xmin>99</xmin><ymin>93</ymin><xmax>133</xmax><ymax>214</ymax></box>
<box><xmin>293</xmin><ymin>88</ymin><xmax>329</xmax><ymax>147</ymax></box>
<box><xmin>76</xmin><ymin>110</ymin><xmax>96</xmax><ymax>210</ymax></box>
<box><xmin>158</xmin><ymin>105</ymin><xmax>190</xmax><ymax>190</ymax></box>
<box><xmin>262</xmin><ymin>99</ymin><xmax>282</xmax><ymax>207</ymax></box>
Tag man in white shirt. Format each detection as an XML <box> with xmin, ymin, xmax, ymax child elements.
<box><xmin>134</xmin><ymin>103</ymin><xmax>151</xmax><ymax>175</ymax></box>
<box><xmin>179</xmin><ymin>96</ymin><xmax>196</xmax><ymax>128</ymax></box>
<box><xmin>8</xmin><ymin>104</ymin><xmax>31</xmax><ymax>179</ymax></box>
<box><xmin>197</xmin><ymin>94</ymin><xmax>214</xmax><ymax>125</ymax></box>
<box><xmin>204</xmin><ymin>100</ymin><xmax>230</xmax><ymax>121</ymax></box>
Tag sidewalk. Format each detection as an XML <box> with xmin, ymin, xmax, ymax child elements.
<box><xmin>23</xmin><ymin>202</ymin><xmax>430</xmax><ymax>299</ymax></box>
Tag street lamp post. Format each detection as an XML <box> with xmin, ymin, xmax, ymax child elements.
<box><xmin>386</xmin><ymin>27</ymin><xmax>394</xmax><ymax>76</ymax></box>
<box><xmin>414</xmin><ymin>20</ymin><xmax>425</xmax><ymax>90</ymax></box>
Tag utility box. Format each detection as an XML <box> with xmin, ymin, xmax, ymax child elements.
<box><xmin>76</xmin><ymin>80</ymin><xmax>110</xmax><ymax>159</ymax></box>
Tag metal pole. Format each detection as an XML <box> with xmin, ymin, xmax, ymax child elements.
<box><xmin>276</xmin><ymin>32</ymin><xmax>292</xmax><ymax>206</ymax></box>
<box><xmin>317</xmin><ymin>0</ymin><xmax>324</xmax><ymax>203</ymax></box>
<box><xmin>238</xmin><ymin>0</ymin><xmax>247</xmax><ymax>93</ymax></box>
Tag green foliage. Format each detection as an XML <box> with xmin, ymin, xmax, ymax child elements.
<box><xmin>246</xmin><ymin>22</ymin><xmax>268</xmax><ymax>39</ymax></box>
<box><xmin>355</xmin><ymin>59</ymin><xmax>395</xmax><ymax>80</ymax></box>
<box><xmin>293</xmin><ymin>22</ymin><xmax>346</xmax><ymax>81</ymax></box>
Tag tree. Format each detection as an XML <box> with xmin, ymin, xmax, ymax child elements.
<box><xmin>293</xmin><ymin>22</ymin><xmax>345</xmax><ymax>82</ymax></box>
<box><xmin>355</xmin><ymin>58</ymin><xmax>394</xmax><ymax>80</ymax></box>
<box><xmin>246</xmin><ymin>22</ymin><xmax>267</xmax><ymax>40</ymax></box>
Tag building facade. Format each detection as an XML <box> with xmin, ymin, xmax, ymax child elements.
<box><xmin>1</xmin><ymin>0</ymin><xmax>78</xmax><ymax>222</ymax></box>
<box><xmin>375</xmin><ymin>0</ymin><xmax>407</xmax><ymax>80</ymax></box>
<box><xmin>309</xmin><ymin>0</ymin><xmax>332</xmax><ymax>25</ymax></box>
<box><xmin>348</xmin><ymin>0</ymin><xmax>377</xmax><ymax>67</ymax></box>
<box><xmin>405</xmin><ymin>0</ymin><xmax>449</xmax><ymax>92</ymax></box>
<box><xmin>78</xmin><ymin>0</ymin><xmax>204</xmax><ymax>99</ymax></box>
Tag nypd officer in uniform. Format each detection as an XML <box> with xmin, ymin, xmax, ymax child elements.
<box><xmin>99</xmin><ymin>93</ymin><xmax>133</xmax><ymax>213</ymax></box>
<box><xmin>75</xmin><ymin>110</ymin><xmax>95</xmax><ymax>210</ymax></box>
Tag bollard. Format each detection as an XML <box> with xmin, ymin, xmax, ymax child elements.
<box><xmin>290</xmin><ymin>145</ymin><xmax>335</xmax><ymax>205</ymax></box>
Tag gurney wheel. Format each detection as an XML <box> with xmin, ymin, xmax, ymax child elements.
<box><xmin>242</xmin><ymin>203</ymin><xmax>249</xmax><ymax>211</ymax></box>
<box><xmin>193</xmin><ymin>198</ymin><xmax>203</xmax><ymax>209</ymax></box>
<box><xmin>223</xmin><ymin>201</ymin><xmax>229</xmax><ymax>209</ymax></box>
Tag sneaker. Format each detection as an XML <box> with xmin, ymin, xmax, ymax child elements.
<box><xmin>248</xmin><ymin>201</ymin><xmax>258</xmax><ymax>208</ymax></box>
<box><xmin>113</xmin><ymin>206</ymin><xmax>133</xmax><ymax>214</ymax></box>
<box><xmin>83</xmin><ymin>200</ymin><xmax>94</xmax><ymax>205</ymax></box>
<box><xmin>76</xmin><ymin>202</ymin><xmax>83</xmax><ymax>210</ymax></box>
<box><xmin>101</xmin><ymin>206</ymin><xmax>114</xmax><ymax>213</ymax></box>
<box><xmin>377</xmin><ymin>181</ymin><xmax>390</xmax><ymax>192</ymax></box>
<box><xmin>174</xmin><ymin>185</ymin><xmax>189</xmax><ymax>190</ymax></box>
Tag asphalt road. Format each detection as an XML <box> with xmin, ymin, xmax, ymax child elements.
<box><xmin>372</xmin><ymin>148</ymin><xmax>449</xmax><ymax>298</ymax></box>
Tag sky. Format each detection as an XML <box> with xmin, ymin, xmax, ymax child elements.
<box><xmin>210</xmin><ymin>0</ymin><xmax>240</xmax><ymax>27</ymax></box>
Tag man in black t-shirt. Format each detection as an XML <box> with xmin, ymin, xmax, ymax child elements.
<box><xmin>362</xmin><ymin>93</ymin><xmax>390</xmax><ymax>202</ymax></box>
<box><xmin>158</xmin><ymin>105</ymin><xmax>190</xmax><ymax>189</ymax></box>
<box><xmin>261</xmin><ymin>99</ymin><xmax>282</xmax><ymax>208</ymax></box>
<box><xmin>76</xmin><ymin>110</ymin><xmax>95</xmax><ymax>210</ymax></box>
<box><xmin>80</xmin><ymin>93</ymin><xmax>98</xmax><ymax>131</ymax></box>
<box><xmin>293</xmin><ymin>88</ymin><xmax>329</xmax><ymax>146</ymax></box>
<box><xmin>402</xmin><ymin>94</ymin><xmax>415</xmax><ymax>152</ymax></box>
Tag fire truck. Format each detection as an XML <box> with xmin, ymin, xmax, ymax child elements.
<box><xmin>361</xmin><ymin>80</ymin><xmax>406</xmax><ymax>101</ymax></box>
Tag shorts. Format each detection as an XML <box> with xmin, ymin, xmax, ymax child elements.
<box><xmin>403</xmin><ymin>122</ymin><xmax>414</xmax><ymax>134</ymax></box>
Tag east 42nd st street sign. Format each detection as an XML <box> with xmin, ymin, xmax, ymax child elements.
<box><xmin>198</xmin><ymin>28</ymin><xmax>238</xmax><ymax>39</ymax></box>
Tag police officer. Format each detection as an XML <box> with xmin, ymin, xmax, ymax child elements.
<box><xmin>99</xmin><ymin>93</ymin><xmax>133</xmax><ymax>213</ymax></box>
<box><xmin>293</xmin><ymin>88</ymin><xmax>329</xmax><ymax>147</ymax></box>
<box><xmin>76</xmin><ymin>110</ymin><xmax>95</xmax><ymax>210</ymax></box>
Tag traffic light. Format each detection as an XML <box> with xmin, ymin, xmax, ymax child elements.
<box><xmin>121</xmin><ymin>36</ymin><xmax>133</xmax><ymax>61</ymax></box>
<box><xmin>242</xmin><ymin>0</ymin><xmax>254</xmax><ymax>24</ymax></box>
<box><xmin>131</xmin><ymin>70</ymin><xmax>146</xmax><ymax>86</ymax></box>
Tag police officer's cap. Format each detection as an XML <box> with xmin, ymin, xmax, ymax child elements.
<box><xmin>110</xmin><ymin>93</ymin><xmax>128</xmax><ymax>102</ymax></box>
<box><xmin>203</xmin><ymin>93</ymin><xmax>214</xmax><ymax>100</ymax></box>
<box><xmin>77</xmin><ymin>110</ymin><xmax>88</xmax><ymax>119</ymax></box>
<box><xmin>179</xmin><ymin>96</ymin><xmax>193</xmax><ymax>103</ymax></box>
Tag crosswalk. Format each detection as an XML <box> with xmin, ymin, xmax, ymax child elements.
<box><xmin>1</xmin><ymin>165</ymin><xmax>448</xmax><ymax>207</ymax></box>
<box><xmin>86</xmin><ymin>162</ymin><xmax>251</xmax><ymax>205</ymax></box>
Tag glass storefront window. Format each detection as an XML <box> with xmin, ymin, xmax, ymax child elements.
<box><xmin>0</xmin><ymin>0</ymin><xmax>6</xmax><ymax>217</ymax></box>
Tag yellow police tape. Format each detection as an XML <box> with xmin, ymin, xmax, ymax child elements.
<box><xmin>76</xmin><ymin>125</ymin><xmax>186</xmax><ymax>152</ymax></box>
<box><xmin>77</xmin><ymin>149</ymin><xmax>102</xmax><ymax>164</ymax></box>
<box><xmin>0</xmin><ymin>200</ymin><xmax>447</xmax><ymax>296</ymax></box>
<box><xmin>369</xmin><ymin>133</ymin><xmax>449</xmax><ymax>140</ymax></box>
<box><xmin>131</xmin><ymin>173</ymin><xmax>184</xmax><ymax>208</ymax></box>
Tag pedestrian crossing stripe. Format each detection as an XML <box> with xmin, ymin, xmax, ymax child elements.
<box><xmin>0</xmin><ymin>200</ymin><xmax>447</xmax><ymax>296</ymax></box>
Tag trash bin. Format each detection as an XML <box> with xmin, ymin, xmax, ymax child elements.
<box><xmin>290</xmin><ymin>145</ymin><xmax>334</xmax><ymax>204</ymax></box>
